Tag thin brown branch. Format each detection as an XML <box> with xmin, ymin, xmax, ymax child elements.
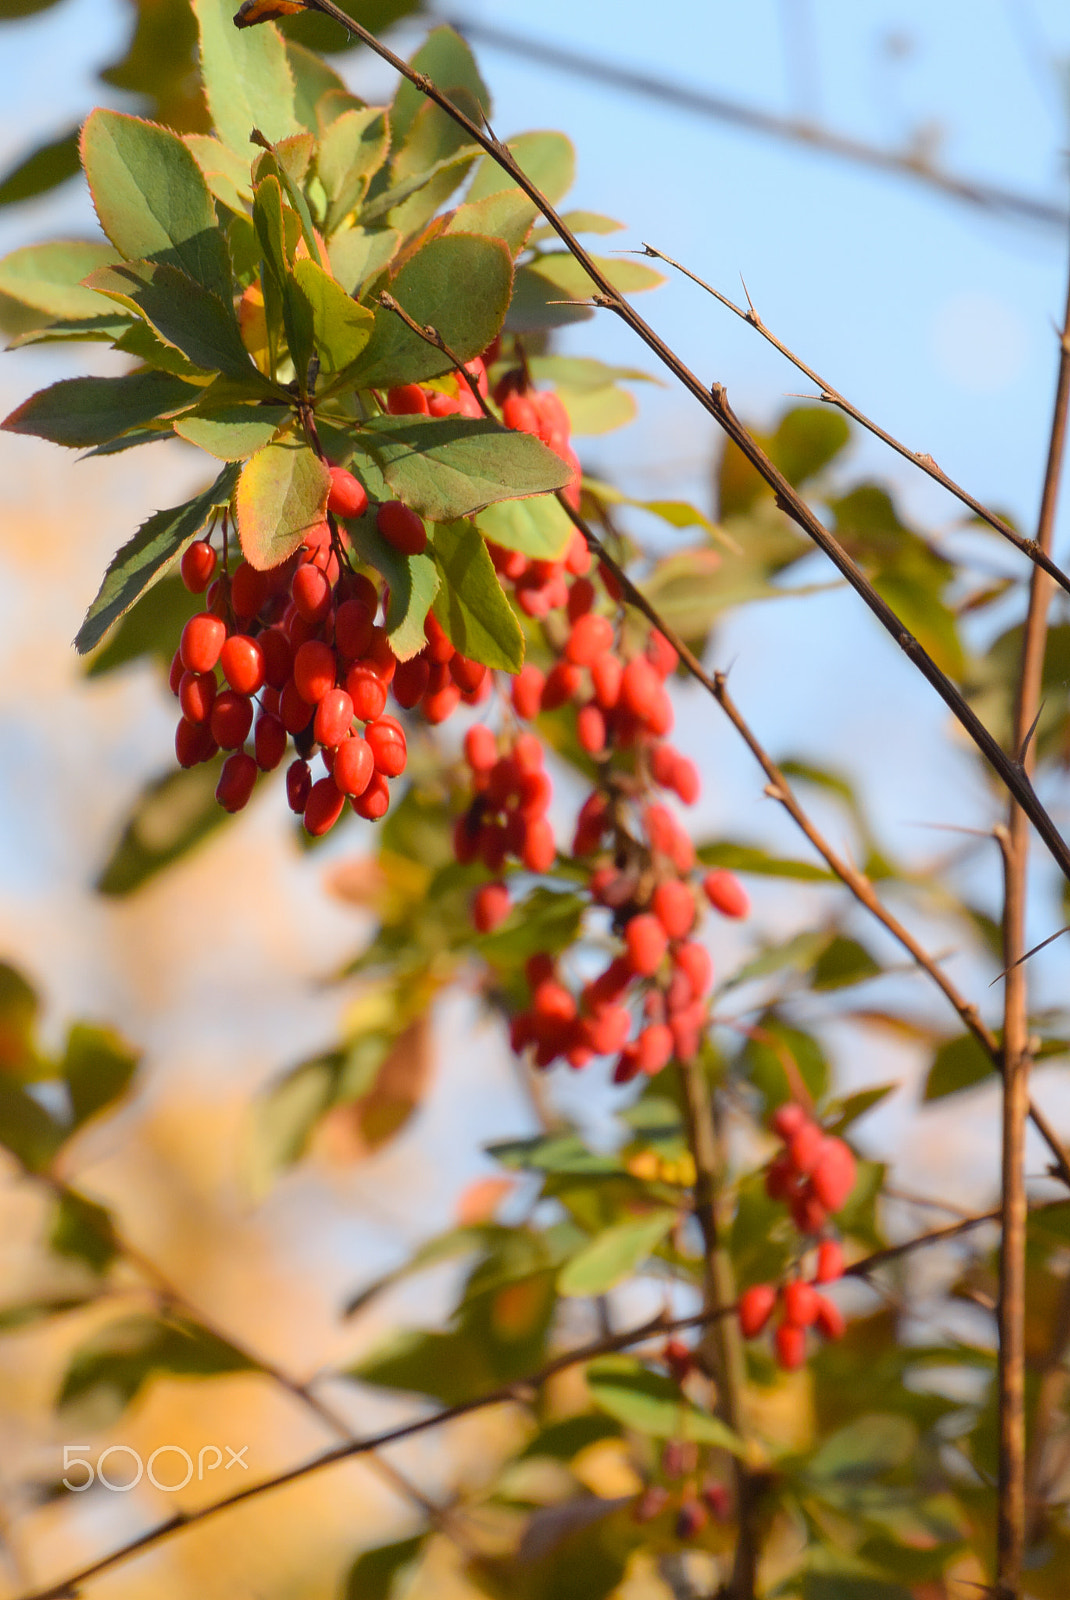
<box><xmin>995</xmin><ymin>230</ymin><xmax>1070</xmax><ymax>1599</ymax></box>
<box><xmin>438</xmin><ymin>15</ymin><xmax>1068</xmax><ymax>231</ymax></box>
<box><xmin>677</xmin><ymin>1059</ymin><xmax>757</xmax><ymax>1600</ymax></box>
<box><xmin>22</xmin><ymin>1200</ymin><xmax>1066</xmax><ymax>1600</ymax></box>
<box><xmin>638</xmin><ymin>242</ymin><xmax>1070</xmax><ymax>602</ymax></box>
<box><xmin>274</xmin><ymin>0</ymin><xmax>1070</xmax><ymax>888</ymax></box>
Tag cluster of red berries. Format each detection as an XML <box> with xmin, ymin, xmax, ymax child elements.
<box><xmin>471</xmin><ymin>604</ymin><xmax>750</xmax><ymax>1081</ymax></box>
<box><xmin>735</xmin><ymin>1103</ymin><xmax>856</xmax><ymax>1369</ymax></box>
<box><xmin>170</xmin><ymin>459</ymin><xmax>492</xmax><ymax>834</ymax></box>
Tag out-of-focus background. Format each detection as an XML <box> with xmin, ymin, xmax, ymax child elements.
<box><xmin>1</xmin><ymin>2</ymin><xmax>1070</xmax><ymax>1595</ymax></box>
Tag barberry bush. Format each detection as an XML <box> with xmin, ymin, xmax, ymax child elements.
<box><xmin>2</xmin><ymin>3</ymin><xmax>1070</xmax><ymax>1599</ymax></box>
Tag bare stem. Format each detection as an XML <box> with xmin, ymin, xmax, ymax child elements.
<box><xmin>995</xmin><ymin>233</ymin><xmax>1070</xmax><ymax>1598</ymax></box>
<box><xmin>638</xmin><ymin>242</ymin><xmax>1070</xmax><ymax>601</ymax></box>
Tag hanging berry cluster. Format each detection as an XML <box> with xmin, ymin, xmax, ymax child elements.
<box><xmin>737</xmin><ymin>1103</ymin><xmax>856</xmax><ymax>1369</ymax></box>
<box><xmin>632</xmin><ymin>1422</ymin><xmax>732</xmax><ymax>1542</ymax></box>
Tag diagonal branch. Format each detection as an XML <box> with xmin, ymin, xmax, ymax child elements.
<box><xmin>261</xmin><ymin>0</ymin><xmax>1070</xmax><ymax>892</ymax></box>
<box><xmin>994</xmin><ymin>226</ymin><xmax>1070</xmax><ymax>1599</ymax></box>
<box><xmin>637</xmin><ymin>241</ymin><xmax>1070</xmax><ymax>601</ymax></box>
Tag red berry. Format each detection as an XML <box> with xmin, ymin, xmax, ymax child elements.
<box><xmin>512</xmin><ymin>664</ymin><xmax>545</xmax><ymax>719</ymax></box>
<box><xmin>180</xmin><ymin>539</ymin><xmax>216</xmax><ymax>593</ymax></box>
<box><xmin>738</xmin><ymin>1283</ymin><xmax>777</xmax><ymax>1339</ymax></box>
<box><xmin>565</xmin><ymin>612</ymin><xmax>614</xmax><ymax>665</ymax></box>
<box><xmin>788</xmin><ymin>1121</ymin><xmax>825</xmax><ymax>1176</ymax></box>
<box><xmin>582</xmin><ymin>1004</ymin><xmax>632</xmax><ymax>1056</ymax></box>
<box><xmin>215</xmin><ymin>750</ymin><xmax>257</xmax><ymax>812</ymax></box>
<box><xmin>365</xmin><ymin>716</ymin><xmax>406</xmax><ymax>777</ymax></box>
<box><xmin>220</xmin><ymin>634</ymin><xmax>265</xmax><ymax>695</ymax></box>
<box><xmin>674</xmin><ymin>1500</ymin><xmax>708</xmax><ymax>1541</ymax></box>
<box><xmin>782</xmin><ymin>1279</ymin><xmax>820</xmax><ymax>1328</ymax></box>
<box><xmin>393</xmin><ymin>654</ymin><xmax>430</xmax><ymax>709</ymax></box>
<box><xmin>230</xmin><ymin>560</ymin><xmax>271</xmax><ymax>619</ymax></box>
<box><xmin>636</xmin><ymin>1023</ymin><xmax>674</xmax><ymax>1075</ymax></box>
<box><xmin>292</xmin><ymin>562</ymin><xmax>332</xmax><ymax>623</ymax></box>
<box><xmin>620</xmin><ymin>654</ymin><xmax>660</xmax><ymax>719</ymax></box>
<box><xmin>377</xmin><ymin>500</ymin><xmax>427</xmax><ymax>555</ymax></box>
<box><xmin>502</xmin><ymin>391</ymin><xmax>539</xmax><ymax>433</ymax></box>
<box><xmin>179</xmin><ymin>670</ymin><xmax>216</xmax><ymax>725</ymax></box>
<box><xmin>304</xmin><ymin>776</ymin><xmax>346</xmax><ymax>836</ymax></box>
<box><xmin>790</xmin><ymin>1185</ymin><xmax>830</xmax><ymax>1235</ymax></box>
<box><xmin>286</xmin><ymin>758</ymin><xmax>312</xmax><ymax>813</ymax></box>
<box><xmin>423</xmin><ymin>683</ymin><xmax>461</xmax><ymax>724</ymax></box>
<box><xmin>352</xmin><ymin>771</ymin><xmax>390</xmax><ymax>819</ymax></box>
<box><xmin>175</xmin><ymin>717</ymin><xmax>217</xmax><ymax>768</ymax></box>
<box><xmin>673</xmin><ymin>941</ymin><xmax>713</xmax><ymax>999</ymax></box>
<box><xmin>647</xmin><ymin>629</ymin><xmax>678</xmax><ymax>678</ymax></box>
<box><xmin>344</xmin><ymin>662</ymin><xmax>388</xmax><ymax>722</ymax></box>
<box><xmin>764</xmin><ymin>1152</ymin><xmax>797</xmax><ymax>1202</ymax></box>
<box><xmin>210</xmin><ymin>690</ymin><xmax>253</xmax><ymax>750</ymax></box>
<box><xmin>293</xmin><ymin>640</ymin><xmax>337</xmax><ymax>704</ymax></box>
<box><xmin>472</xmin><ymin>882</ymin><xmax>511</xmax><ymax>933</ymax></box>
<box><xmin>464</xmin><ymin>725</ymin><xmax>497</xmax><ymax>771</ymax></box>
<box><xmin>775</xmin><ymin>1322</ymin><xmax>807</xmax><ymax>1371</ymax></box>
<box><xmin>259</xmin><ymin>626</ymin><xmax>293</xmax><ymax>689</ymax></box>
<box><xmin>772</xmin><ymin>1103</ymin><xmax>808</xmax><ymax>1141</ymax></box>
<box><xmin>702</xmin><ymin>868</ymin><xmax>750</xmax><ymax>919</ymax></box>
<box><xmin>662</xmin><ymin>1337</ymin><xmax>693</xmax><ymax>1383</ymax></box>
<box><xmin>327</xmin><ymin>465</ymin><xmax>369</xmax><ymax>519</ymax></box>
<box><xmin>180</xmin><ymin>612</ymin><xmax>226</xmax><ymax>674</ymax></box>
<box><xmin>577</xmin><ymin>703</ymin><xmax>607</xmax><ymax>753</ymax></box>
<box><xmin>521</xmin><ymin>817</ymin><xmax>556</xmax><ymax>873</ymax></box>
<box><xmin>279</xmin><ymin>679</ymin><xmax>314</xmax><ymax>735</ymax></box>
<box><xmin>450</xmin><ymin>654</ymin><xmax>487</xmax><ymax>694</ymax></box>
<box><xmin>335</xmin><ymin>598</ymin><xmax>375</xmax><ymax>660</ymax></box>
<box><xmin>814</xmin><ymin>1295</ymin><xmax>846</xmax><ymax>1341</ymax></box>
<box><xmin>815</xmin><ymin>1239</ymin><xmax>845</xmax><ymax>1284</ymax></box>
<box><xmin>386</xmin><ymin>384</ymin><xmax>430</xmax><ymax>415</ymax></box>
<box><xmin>624</xmin><ymin>913</ymin><xmax>669</xmax><ymax>977</ymax></box>
<box><xmin>670</xmin><ymin>755</ymin><xmax>700</xmax><ymax>805</ymax></box>
<box><xmin>810</xmin><ymin>1138</ymin><xmax>857</xmax><ymax>1212</ymax></box>
<box><xmin>254</xmin><ymin>712</ymin><xmax>287</xmax><ymax>771</ymax></box>
<box><xmin>540</xmin><ymin>661</ymin><xmax>582</xmax><ymax>711</ymax></box>
<box><xmin>314</xmin><ymin>687</ymin><xmax>354</xmax><ymax>748</ymax></box>
<box><xmin>331</xmin><ymin>736</ymin><xmax>372</xmax><ymax>797</ymax></box>
<box><xmin>651</xmin><ymin>880</ymin><xmax>696</xmax><ymax>940</ymax></box>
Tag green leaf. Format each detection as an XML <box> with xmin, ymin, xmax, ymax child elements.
<box><xmin>444</xmin><ymin>188</ymin><xmax>538</xmax><ymax>255</ymax></box>
<box><xmin>355</xmin><ymin>416</ymin><xmax>572</xmax><ymax>521</ymax></box>
<box><xmin>343</xmin><ymin>1537</ymin><xmax>424</xmax><ymax>1600</ymax></box>
<box><xmin>923</xmin><ymin>1033</ymin><xmax>996</xmax><ymax>1100</ymax></box>
<box><xmin>292</xmin><ymin>258</ymin><xmax>374</xmax><ymax>379</ymax></box>
<box><xmin>476</xmin><ymin>494</ymin><xmax>574</xmax><ymax>560</ymax></box>
<box><xmin>0</xmin><ymin>1080</ymin><xmax>65</xmax><ymax>1170</ymax></box>
<box><xmin>558</xmin><ymin>1210</ymin><xmax>677</xmax><ymax>1297</ymax></box>
<box><xmin>770</xmin><ymin>405</ymin><xmax>851</xmax><ymax>486</ymax></box>
<box><xmin>0</xmin><ymin>240</ymin><xmax>117</xmax><ymax>321</ymax></box>
<box><xmin>467</xmin><ymin>130</ymin><xmax>575</xmax><ymax>205</ymax></box>
<box><xmin>3</xmin><ymin>371</ymin><xmax>198</xmax><ymax>449</ymax></box>
<box><xmin>811</xmin><ymin>935</ymin><xmax>882</xmax><ymax>991</ymax></box>
<box><xmin>76</xmin><ymin>464</ymin><xmax>238</xmax><ymax>655</ymax></box>
<box><xmin>235</xmin><ymin>434</ymin><xmax>329</xmax><ymax>570</ymax></box>
<box><xmin>286</xmin><ymin>39</ymin><xmax>348</xmax><ymax>129</ymax></box>
<box><xmin>528</xmin><ymin>251</ymin><xmax>665</xmax><ymax>299</ymax></box>
<box><xmin>0</xmin><ymin>963</ymin><xmax>41</xmax><ymax>1077</ymax></box>
<box><xmin>193</xmin><ymin>0</ymin><xmax>299</xmax><ymax>156</ymax></box>
<box><xmin>58</xmin><ymin>1312</ymin><xmax>253</xmax><ymax>1418</ymax></box>
<box><xmin>246</xmin><ymin>1056</ymin><xmax>337</xmax><ymax>1195</ymax></box>
<box><xmin>344</xmin><ymin>234</ymin><xmax>512</xmax><ymax>389</ymax></box>
<box><xmin>556</xmin><ymin>383</ymin><xmax>635</xmax><ymax>437</ymax></box>
<box><xmin>317</xmin><ymin>108</ymin><xmax>390</xmax><ymax>233</ymax></box>
<box><xmin>806</xmin><ymin>1414</ymin><xmax>917</xmax><ymax>1482</ymax></box>
<box><xmin>347</xmin><ymin>515</ymin><xmax>439</xmax><ymax>660</ymax></box>
<box><xmin>586</xmin><ymin>1357</ymin><xmax>744</xmax><ymax>1452</ymax></box>
<box><xmin>489</xmin><ymin>1133</ymin><xmax>619</xmax><ymax>1177</ymax></box>
<box><xmin>84</xmin><ymin>261</ymin><xmax>252</xmax><ymax>380</ymax></box>
<box><xmin>49</xmin><ymin>1191</ymin><xmax>118</xmax><ymax>1275</ymax></box>
<box><xmin>327</xmin><ymin>226</ymin><xmax>400</xmax><ymax>294</ymax></box>
<box><xmin>477</xmin><ymin>888</ymin><xmax>584</xmax><ymax>966</ymax></box>
<box><xmin>174</xmin><ymin>404</ymin><xmax>291</xmax><ymax>459</ymax></box>
<box><xmin>62</xmin><ymin>1024</ymin><xmax>141</xmax><ymax>1130</ymax></box>
<box><xmin>508</xmin><ymin>263</ymin><xmax>595</xmax><ymax>332</ymax></box>
<box><xmin>530</xmin><ymin>210</ymin><xmax>624</xmax><ymax>243</ymax></box>
<box><xmin>430</xmin><ymin>519</ymin><xmax>524</xmax><ymax>672</ymax></box>
<box><xmin>741</xmin><ymin>1013</ymin><xmax>830</xmax><ymax>1107</ymax></box>
<box><xmin>389</xmin><ymin>24</ymin><xmax>490</xmax><ymax>150</ymax></box>
<box><xmin>697</xmin><ymin>840</ymin><xmax>835</xmax><ymax>882</ymax></box>
<box><xmin>96</xmin><ymin>763</ymin><xmax>233</xmax><ymax>895</ymax></box>
<box><xmin>183</xmin><ymin>133</ymin><xmax>254</xmax><ymax>212</ymax></box>
<box><xmin>87</xmin><ymin>576</ymin><xmax>195</xmax><ymax>678</ymax></box>
<box><xmin>114</xmin><ymin>317</ymin><xmax>215</xmax><ymax>380</ymax></box>
<box><xmin>80</xmin><ymin>110</ymin><xmax>230</xmax><ymax>298</ymax></box>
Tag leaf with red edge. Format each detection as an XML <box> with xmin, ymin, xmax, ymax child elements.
<box><xmin>235</xmin><ymin>434</ymin><xmax>330</xmax><ymax>570</ymax></box>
